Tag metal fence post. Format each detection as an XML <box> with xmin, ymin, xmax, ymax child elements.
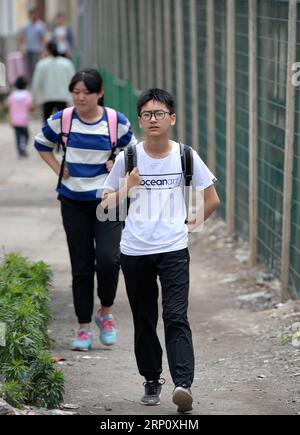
<box><xmin>207</xmin><ymin>0</ymin><xmax>216</xmax><ymax>171</ymax></box>
<box><xmin>249</xmin><ymin>0</ymin><xmax>258</xmax><ymax>266</ymax></box>
<box><xmin>119</xmin><ymin>0</ymin><xmax>129</xmax><ymax>81</ymax></box>
<box><xmin>103</xmin><ymin>1</ymin><xmax>110</xmax><ymax>71</ymax></box>
<box><xmin>175</xmin><ymin>0</ymin><xmax>185</xmax><ymax>143</ymax></box>
<box><xmin>189</xmin><ymin>0</ymin><xmax>199</xmax><ymax>151</ymax></box>
<box><xmin>226</xmin><ymin>0</ymin><xmax>236</xmax><ymax>234</ymax></box>
<box><xmin>139</xmin><ymin>0</ymin><xmax>147</xmax><ymax>90</ymax></box>
<box><xmin>155</xmin><ymin>0</ymin><xmax>164</xmax><ymax>89</ymax></box>
<box><xmin>129</xmin><ymin>3</ymin><xmax>138</xmax><ymax>88</ymax></box>
<box><xmin>146</xmin><ymin>0</ymin><xmax>153</xmax><ymax>88</ymax></box>
<box><xmin>164</xmin><ymin>0</ymin><xmax>172</xmax><ymax>93</ymax></box>
<box><xmin>107</xmin><ymin>1</ymin><xmax>114</xmax><ymax>74</ymax></box>
<box><xmin>112</xmin><ymin>0</ymin><xmax>120</xmax><ymax>79</ymax></box>
<box><xmin>281</xmin><ymin>0</ymin><xmax>297</xmax><ymax>298</ymax></box>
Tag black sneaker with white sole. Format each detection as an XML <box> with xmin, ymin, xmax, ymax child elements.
<box><xmin>141</xmin><ymin>379</ymin><xmax>166</xmax><ymax>406</ymax></box>
<box><xmin>172</xmin><ymin>385</ymin><xmax>193</xmax><ymax>413</ymax></box>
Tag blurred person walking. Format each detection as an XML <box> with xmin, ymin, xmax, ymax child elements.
<box><xmin>19</xmin><ymin>7</ymin><xmax>47</xmax><ymax>80</ymax></box>
<box><xmin>32</xmin><ymin>41</ymin><xmax>76</xmax><ymax>122</ymax></box>
<box><xmin>5</xmin><ymin>77</ymin><xmax>33</xmax><ymax>159</ymax></box>
<box><xmin>52</xmin><ymin>13</ymin><xmax>75</xmax><ymax>58</ymax></box>
<box><xmin>34</xmin><ymin>69</ymin><xmax>137</xmax><ymax>351</ymax></box>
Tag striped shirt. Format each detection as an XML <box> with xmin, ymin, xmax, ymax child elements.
<box><xmin>35</xmin><ymin>109</ymin><xmax>137</xmax><ymax>201</ymax></box>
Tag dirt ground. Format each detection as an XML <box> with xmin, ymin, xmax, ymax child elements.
<box><xmin>0</xmin><ymin>120</ymin><xmax>300</xmax><ymax>416</ymax></box>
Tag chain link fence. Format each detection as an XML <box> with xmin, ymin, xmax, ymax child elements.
<box><xmin>214</xmin><ymin>0</ymin><xmax>227</xmax><ymax>220</ymax></box>
<box><xmin>235</xmin><ymin>1</ymin><xmax>250</xmax><ymax>239</ymax></box>
<box><xmin>290</xmin><ymin>2</ymin><xmax>300</xmax><ymax>296</ymax></box>
<box><xmin>257</xmin><ymin>1</ymin><xmax>288</xmax><ymax>278</ymax></box>
<box><xmin>77</xmin><ymin>0</ymin><xmax>300</xmax><ymax>298</ymax></box>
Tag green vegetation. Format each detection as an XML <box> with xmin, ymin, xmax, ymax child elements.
<box><xmin>0</xmin><ymin>97</ymin><xmax>8</xmax><ymax>123</ymax></box>
<box><xmin>0</xmin><ymin>254</ymin><xmax>64</xmax><ymax>409</ymax></box>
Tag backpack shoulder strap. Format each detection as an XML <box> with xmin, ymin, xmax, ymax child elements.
<box><xmin>180</xmin><ymin>144</ymin><xmax>194</xmax><ymax>223</ymax></box>
<box><xmin>60</xmin><ymin>107</ymin><xmax>74</xmax><ymax>149</ymax></box>
<box><xmin>105</xmin><ymin>107</ymin><xmax>118</xmax><ymax>149</ymax></box>
<box><xmin>123</xmin><ymin>145</ymin><xmax>138</xmax><ymax>218</ymax></box>
<box><xmin>180</xmin><ymin>143</ymin><xmax>194</xmax><ymax>186</ymax></box>
<box><xmin>57</xmin><ymin>107</ymin><xmax>74</xmax><ymax>190</ymax></box>
<box><xmin>124</xmin><ymin>145</ymin><xmax>137</xmax><ymax>175</ymax></box>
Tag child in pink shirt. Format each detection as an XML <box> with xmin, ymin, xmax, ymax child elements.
<box><xmin>6</xmin><ymin>77</ymin><xmax>33</xmax><ymax>159</ymax></box>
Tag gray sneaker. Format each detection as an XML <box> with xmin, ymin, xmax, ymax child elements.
<box><xmin>141</xmin><ymin>379</ymin><xmax>165</xmax><ymax>406</ymax></box>
<box><xmin>172</xmin><ymin>385</ymin><xmax>193</xmax><ymax>413</ymax></box>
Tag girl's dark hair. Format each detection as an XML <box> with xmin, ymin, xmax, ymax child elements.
<box><xmin>15</xmin><ymin>76</ymin><xmax>27</xmax><ymax>90</ymax></box>
<box><xmin>69</xmin><ymin>69</ymin><xmax>104</xmax><ymax>106</ymax></box>
<box><xmin>137</xmin><ymin>88</ymin><xmax>175</xmax><ymax>115</ymax></box>
<box><xmin>47</xmin><ymin>41</ymin><xmax>59</xmax><ymax>57</ymax></box>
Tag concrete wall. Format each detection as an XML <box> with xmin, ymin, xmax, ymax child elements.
<box><xmin>0</xmin><ymin>0</ymin><xmax>17</xmax><ymax>36</ymax></box>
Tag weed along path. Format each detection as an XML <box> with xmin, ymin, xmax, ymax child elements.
<box><xmin>0</xmin><ymin>121</ymin><xmax>300</xmax><ymax>415</ymax></box>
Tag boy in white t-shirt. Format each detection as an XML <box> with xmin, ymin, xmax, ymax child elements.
<box><xmin>102</xmin><ymin>89</ymin><xmax>220</xmax><ymax>413</ymax></box>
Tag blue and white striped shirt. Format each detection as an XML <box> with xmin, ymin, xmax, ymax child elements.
<box><xmin>35</xmin><ymin>109</ymin><xmax>137</xmax><ymax>201</ymax></box>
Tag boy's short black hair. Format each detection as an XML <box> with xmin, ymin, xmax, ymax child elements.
<box><xmin>15</xmin><ymin>77</ymin><xmax>27</xmax><ymax>90</ymax></box>
<box><xmin>137</xmin><ymin>89</ymin><xmax>175</xmax><ymax>116</ymax></box>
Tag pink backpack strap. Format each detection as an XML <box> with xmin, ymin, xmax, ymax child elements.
<box><xmin>105</xmin><ymin>107</ymin><xmax>118</xmax><ymax>149</ymax></box>
<box><xmin>61</xmin><ymin>107</ymin><xmax>75</xmax><ymax>148</ymax></box>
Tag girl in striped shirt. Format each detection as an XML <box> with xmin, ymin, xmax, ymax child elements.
<box><xmin>35</xmin><ymin>69</ymin><xmax>137</xmax><ymax>351</ymax></box>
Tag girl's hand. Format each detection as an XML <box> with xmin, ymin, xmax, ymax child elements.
<box><xmin>126</xmin><ymin>168</ymin><xmax>141</xmax><ymax>191</ymax></box>
<box><xmin>106</xmin><ymin>160</ymin><xmax>114</xmax><ymax>173</ymax></box>
<box><xmin>63</xmin><ymin>166</ymin><xmax>70</xmax><ymax>179</ymax></box>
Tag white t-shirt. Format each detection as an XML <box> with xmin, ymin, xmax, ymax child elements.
<box><xmin>103</xmin><ymin>141</ymin><xmax>217</xmax><ymax>256</ymax></box>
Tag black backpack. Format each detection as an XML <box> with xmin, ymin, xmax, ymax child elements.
<box><xmin>124</xmin><ymin>144</ymin><xmax>194</xmax><ymax>221</ymax></box>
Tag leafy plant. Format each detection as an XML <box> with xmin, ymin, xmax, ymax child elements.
<box><xmin>28</xmin><ymin>353</ymin><xmax>65</xmax><ymax>409</ymax></box>
<box><xmin>0</xmin><ymin>254</ymin><xmax>64</xmax><ymax>409</ymax></box>
<box><xmin>0</xmin><ymin>381</ymin><xmax>27</xmax><ymax>409</ymax></box>
<box><xmin>1</xmin><ymin>359</ymin><xmax>30</xmax><ymax>384</ymax></box>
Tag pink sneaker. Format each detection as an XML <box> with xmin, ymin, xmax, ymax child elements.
<box><xmin>94</xmin><ymin>312</ymin><xmax>117</xmax><ymax>346</ymax></box>
<box><xmin>71</xmin><ymin>328</ymin><xmax>93</xmax><ymax>351</ymax></box>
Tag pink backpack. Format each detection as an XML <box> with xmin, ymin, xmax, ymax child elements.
<box><xmin>6</xmin><ymin>51</ymin><xmax>28</xmax><ymax>85</ymax></box>
<box><xmin>57</xmin><ymin>107</ymin><xmax>118</xmax><ymax>188</ymax></box>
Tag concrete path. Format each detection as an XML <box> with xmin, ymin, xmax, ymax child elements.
<box><xmin>0</xmin><ymin>120</ymin><xmax>299</xmax><ymax>415</ymax></box>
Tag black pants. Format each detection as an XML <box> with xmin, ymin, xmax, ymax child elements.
<box><xmin>60</xmin><ymin>196</ymin><xmax>123</xmax><ymax>324</ymax></box>
<box><xmin>121</xmin><ymin>248</ymin><xmax>194</xmax><ymax>388</ymax></box>
<box><xmin>43</xmin><ymin>101</ymin><xmax>67</xmax><ymax>122</ymax></box>
<box><xmin>14</xmin><ymin>127</ymin><xmax>29</xmax><ymax>157</ymax></box>
<box><xmin>26</xmin><ymin>51</ymin><xmax>40</xmax><ymax>81</ymax></box>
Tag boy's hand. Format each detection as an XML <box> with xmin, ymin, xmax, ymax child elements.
<box><xmin>106</xmin><ymin>160</ymin><xmax>114</xmax><ymax>173</ymax></box>
<box><xmin>126</xmin><ymin>168</ymin><xmax>141</xmax><ymax>191</ymax></box>
<box><xmin>186</xmin><ymin>218</ymin><xmax>197</xmax><ymax>234</ymax></box>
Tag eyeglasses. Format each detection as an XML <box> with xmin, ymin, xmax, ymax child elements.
<box><xmin>139</xmin><ymin>110</ymin><xmax>172</xmax><ymax>121</ymax></box>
